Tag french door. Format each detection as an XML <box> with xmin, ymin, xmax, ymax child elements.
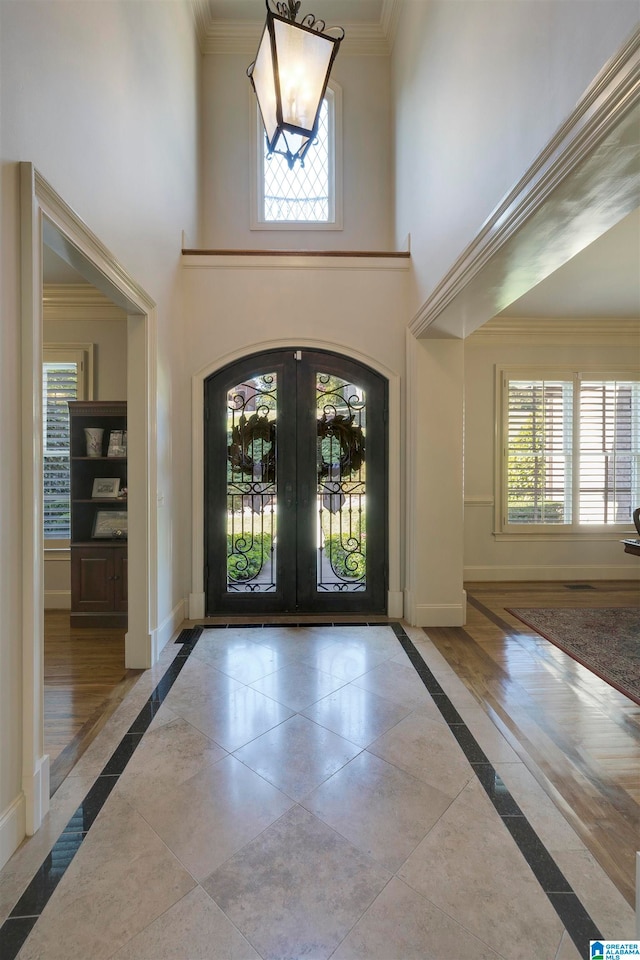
<box><xmin>204</xmin><ymin>349</ymin><xmax>388</xmax><ymax>615</ymax></box>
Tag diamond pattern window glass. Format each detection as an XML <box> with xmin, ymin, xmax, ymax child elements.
<box><xmin>253</xmin><ymin>84</ymin><xmax>342</xmax><ymax>230</ymax></box>
<box><xmin>263</xmin><ymin>99</ymin><xmax>329</xmax><ymax>222</ymax></box>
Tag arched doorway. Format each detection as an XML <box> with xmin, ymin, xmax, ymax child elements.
<box><xmin>204</xmin><ymin>348</ymin><xmax>388</xmax><ymax>615</ymax></box>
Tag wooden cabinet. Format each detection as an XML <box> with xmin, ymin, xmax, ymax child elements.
<box><xmin>71</xmin><ymin>545</ymin><xmax>128</xmax><ymax>615</ymax></box>
<box><xmin>68</xmin><ymin>401</ymin><xmax>127</xmax><ymax>627</ymax></box>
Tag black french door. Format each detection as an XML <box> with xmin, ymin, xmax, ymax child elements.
<box><xmin>204</xmin><ymin>348</ymin><xmax>388</xmax><ymax>615</ymax></box>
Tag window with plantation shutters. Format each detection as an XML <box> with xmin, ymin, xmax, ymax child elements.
<box><xmin>506</xmin><ymin>379</ymin><xmax>573</xmax><ymax>523</ymax></box>
<box><xmin>579</xmin><ymin>379</ymin><xmax>640</xmax><ymax>523</ymax></box>
<box><xmin>43</xmin><ymin>346</ymin><xmax>90</xmax><ymax>544</ymax></box>
<box><xmin>500</xmin><ymin>370</ymin><xmax>639</xmax><ymax>531</ymax></box>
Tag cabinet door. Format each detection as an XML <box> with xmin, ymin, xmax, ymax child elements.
<box><xmin>72</xmin><ymin>548</ymin><xmax>115</xmax><ymax>612</ymax></box>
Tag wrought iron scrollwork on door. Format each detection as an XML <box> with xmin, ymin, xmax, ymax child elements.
<box><xmin>316</xmin><ymin>372</ymin><xmax>367</xmax><ymax>592</ymax></box>
<box><xmin>226</xmin><ymin>374</ymin><xmax>277</xmax><ymax>591</ymax></box>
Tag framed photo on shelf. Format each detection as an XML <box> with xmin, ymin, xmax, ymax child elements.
<box><xmin>107</xmin><ymin>430</ymin><xmax>127</xmax><ymax>458</ymax></box>
<box><xmin>92</xmin><ymin>477</ymin><xmax>120</xmax><ymax>499</ymax></box>
<box><xmin>92</xmin><ymin>510</ymin><xmax>128</xmax><ymax>539</ymax></box>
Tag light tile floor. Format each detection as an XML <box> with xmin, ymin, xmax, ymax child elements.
<box><xmin>1</xmin><ymin>623</ymin><xmax>635</xmax><ymax>960</ymax></box>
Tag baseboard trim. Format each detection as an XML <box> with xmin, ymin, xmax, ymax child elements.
<box><xmin>404</xmin><ymin>592</ymin><xmax>467</xmax><ymax>627</ymax></box>
<box><xmin>0</xmin><ymin>794</ymin><xmax>26</xmax><ymax>871</ymax></box>
<box><xmin>464</xmin><ymin>565</ymin><xmax>640</xmax><ymax>581</ymax></box>
<box><xmin>44</xmin><ymin>589</ymin><xmax>71</xmax><ymax>610</ymax></box>
<box><xmin>22</xmin><ymin>754</ymin><xmax>50</xmax><ymax>837</ymax></box>
<box><xmin>387</xmin><ymin>590</ymin><xmax>404</xmax><ymax>619</ymax></box>
<box><xmin>153</xmin><ymin>599</ymin><xmax>186</xmax><ymax>661</ymax></box>
<box><xmin>188</xmin><ymin>592</ymin><xmax>205</xmax><ymax>620</ymax></box>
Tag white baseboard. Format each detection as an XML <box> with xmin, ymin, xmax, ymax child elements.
<box><xmin>188</xmin><ymin>592</ymin><xmax>205</xmax><ymax>620</ymax></box>
<box><xmin>44</xmin><ymin>589</ymin><xmax>71</xmax><ymax>610</ymax></box>
<box><xmin>464</xmin><ymin>565</ymin><xmax>640</xmax><ymax>581</ymax></box>
<box><xmin>404</xmin><ymin>591</ymin><xmax>466</xmax><ymax>627</ymax></box>
<box><xmin>22</xmin><ymin>754</ymin><xmax>50</xmax><ymax>836</ymax></box>
<box><xmin>153</xmin><ymin>599</ymin><xmax>186</xmax><ymax>660</ymax></box>
<box><xmin>387</xmin><ymin>591</ymin><xmax>404</xmax><ymax>619</ymax></box>
<box><xmin>0</xmin><ymin>794</ymin><xmax>26</xmax><ymax>871</ymax></box>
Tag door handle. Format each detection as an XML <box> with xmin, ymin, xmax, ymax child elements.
<box><xmin>300</xmin><ymin>482</ymin><xmax>309</xmax><ymax>508</ymax></box>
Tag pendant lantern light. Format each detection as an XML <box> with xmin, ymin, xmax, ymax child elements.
<box><xmin>247</xmin><ymin>0</ymin><xmax>344</xmax><ymax>169</ymax></box>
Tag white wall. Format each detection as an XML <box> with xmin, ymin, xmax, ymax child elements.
<box><xmin>0</xmin><ymin>0</ymin><xmax>200</xmax><ymax>866</ymax></box>
<box><xmin>201</xmin><ymin>52</ymin><xmax>393</xmax><ymax>250</ymax></box>
<box><xmin>392</xmin><ymin>0</ymin><xmax>640</xmax><ymax>322</ymax></box>
<box><xmin>464</xmin><ymin>319</ymin><xmax>640</xmax><ymax>581</ymax></box>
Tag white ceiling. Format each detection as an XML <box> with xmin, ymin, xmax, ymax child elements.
<box><xmin>498</xmin><ymin>206</ymin><xmax>640</xmax><ymax>319</ymax></box>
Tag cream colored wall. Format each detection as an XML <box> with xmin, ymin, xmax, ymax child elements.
<box><xmin>392</xmin><ymin>0</ymin><xmax>640</xmax><ymax>324</ymax></box>
<box><xmin>43</xmin><ymin>315</ymin><xmax>128</xmax><ymax>609</ymax></box>
<box><xmin>0</xmin><ymin>0</ymin><xmax>199</xmax><ymax>866</ymax></box>
<box><xmin>405</xmin><ymin>335</ymin><xmax>465</xmax><ymax>625</ymax></box>
<box><xmin>182</xmin><ymin>255</ymin><xmax>408</xmax><ymax>616</ymax></box>
<box><xmin>463</xmin><ymin>319</ymin><xmax>640</xmax><ymax>581</ymax></box>
<box><xmin>45</xmin><ymin>319</ymin><xmax>128</xmax><ymax>399</ymax></box>
<box><xmin>201</xmin><ymin>52</ymin><xmax>393</xmax><ymax>250</ymax></box>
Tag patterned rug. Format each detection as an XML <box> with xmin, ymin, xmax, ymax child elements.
<box><xmin>507</xmin><ymin>607</ymin><xmax>640</xmax><ymax>705</ymax></box>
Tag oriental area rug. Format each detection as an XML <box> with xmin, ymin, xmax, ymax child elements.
<box><xmin>507</xmin><ymin>607</ymin><xmax>640</xmax><ymax>706</ymax></box>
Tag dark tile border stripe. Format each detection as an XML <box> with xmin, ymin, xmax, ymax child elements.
<box><xmin>466</xmin><ymin>592</ymin><xmax>521</xmax><ymax>634</ymax></box>
<box><xmin>1</xmin><ymin>620</ymin><xmax>602</xmax><ymax>960</ymax></box>
<box><xmin>392</xmin><ymin>622</ymin><xmax>602</xmax><ymax>960</ymax></box>
<box><xmin>0</xmin><ymin>627</ymin><xmax>202</xmax><ymax>960</ymax></box>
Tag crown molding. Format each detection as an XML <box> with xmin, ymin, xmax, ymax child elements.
<box><xmin>195</xmin><ymin>1</ymin><xmax>400</xmax><ymax>56</ymax></box>
<box><xmin>467</xmin><ymin>316</ymin><xmax>640</xmax><ymax>345</ymax></box>
<box><xmin>190</xmin><ymin>0</ymin><xmax>211</xmax><ymax>53</ymax></box>
<box><xmin>380</xmin><ymin>0</ymin><xmax>401</xmax><ymax>53</ymax></box>
<box><xmin>43</xmin><ymin>284</ymin><xmax>128</xmax><ymax>321</ymax></box>
<box><xmin>409</xmin><ymin>27</ymin><xmax>640</xmax><ymax>339</ymax></box>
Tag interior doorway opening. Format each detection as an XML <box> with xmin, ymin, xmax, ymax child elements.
<box><xmin>21</xmin><ymin>163</ymin><xmax>157</xmax><ymax>834</ymax></box>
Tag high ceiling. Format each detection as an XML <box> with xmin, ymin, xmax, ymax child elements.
<box><xmin>44</xmin><ymin>1</ymin><xmax>640</xmax><ymax>324</ymax></box>
<box><xmin>205</xmin><ymin>0</ymin><xmax>384</xmax><ymax>23</ymax></box>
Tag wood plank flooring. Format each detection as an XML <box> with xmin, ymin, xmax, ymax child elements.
<box><xmin>425</xmin><ymin>580</ymin><xmax>639</xmax><ymax>908</ymax></box>
<box><xmin>44</xmin><ymin>611</ymin><xmax>141</xmax><ymax>796</ymax></box>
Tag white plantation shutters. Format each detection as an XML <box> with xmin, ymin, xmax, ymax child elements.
<box><xmin>43</xmin><ymin>347</ymin><xmax>90</xmax><ymax>542</ymax></box>
<box><xmin>506</xmin><ymin>379</ymin><xmax>572</xmax><ymax>523</ymax></box>
<box><xmin>502</xmin><ymin>372</ymin><xmax>639</xmax><ymax>529</ymax></box>
<box><xmin>579</xmin><ymin>379</ymin><xmax>640</xmax><ymax>523</ymax></box>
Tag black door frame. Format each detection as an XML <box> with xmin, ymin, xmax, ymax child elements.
<box><xmin>204</xmin><ymin>347</ymin><xmax>388</xmax><ymax>616</ymax></box>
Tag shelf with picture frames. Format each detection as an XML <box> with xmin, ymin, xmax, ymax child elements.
<box><xmin>68</xmin><ymin>400</ymin><xmax>128</xmax><ymax>627</ymax></box>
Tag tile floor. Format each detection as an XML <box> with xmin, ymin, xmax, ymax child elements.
<box><xmin>0</xmin><ymin>622</ymin><xmax>635</xmax><ymax>960</ymax></box>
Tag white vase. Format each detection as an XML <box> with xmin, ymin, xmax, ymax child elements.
<box><xmin>84</xmin><ymin>427</ymin><xmax>104</xmax><ymax>457</ymax></box>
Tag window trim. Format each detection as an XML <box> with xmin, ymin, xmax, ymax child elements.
<box><xmin>250</xmin><ymin>81</ymin><xmax>343</xmax><ymax>231</ymax></box>
<box><xmin>494</xmin><ymin>364</ymin><xmax>640</xmax><ymax>539</ymax></box>
<box><xmin>43</xmin><ymin>343</ymin><xmax>94</xmax><ymax>550</ymax></box>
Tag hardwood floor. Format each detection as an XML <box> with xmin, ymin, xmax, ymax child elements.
<box><xmin>425</xmin><ymin>580</ymin><xmax>639</xmax><ymax>908</ymax></box>
<box><xmin>44</xmin><ymin>611</ymin><xmax>141</xmax><ymax>796</ymax></box>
